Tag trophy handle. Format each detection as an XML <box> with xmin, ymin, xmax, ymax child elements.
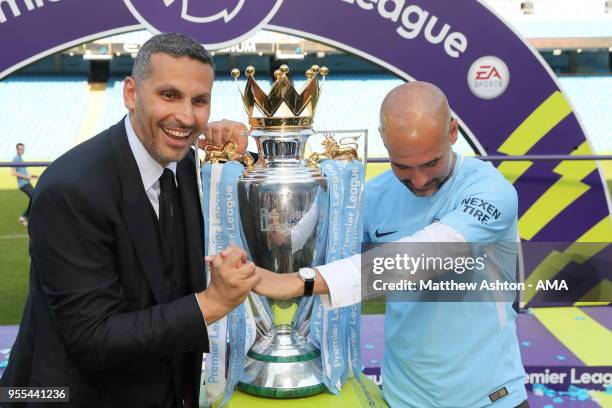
<box><xmin>197</xmin><ymin>137</ymin><xmax>255</xmax><ymax>171</ymax></box>
<box><xmin>194</xmin><ymin>140</ymin><xmax>204</xmax><ymax>218</ymax></box>
<box><xmin>307</xmin><ymin>129</ymin><xmax>369</xmax><ymax>169</ymax></box>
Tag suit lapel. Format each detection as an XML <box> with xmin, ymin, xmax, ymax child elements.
<box><xmin>110</xmin><ymin>118</ymin><xmax>171</xmax><ymax>303</ymax></box>
<box><xmin>177</xmin><ymin>151</ymin><xmax>207</xmax><ymax>293</ymax></box>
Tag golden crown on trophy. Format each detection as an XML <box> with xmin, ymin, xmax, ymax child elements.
<box><xmin>231</xmin><ymin>64</ymin><xmax>328</xmax><ymax>129</ymax></box>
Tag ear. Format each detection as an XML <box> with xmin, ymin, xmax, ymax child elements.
<box><xmin>448</xmin><ymin>118</ymin><xmax>458</xmax><ymax>146</ymax></box>
<box><xmin>378</xmin><ymin>127</ymin><xmax>388</xmax><ymax>149</ymax></box>
<box><xmin>123</xmin><ymin>76</ymin><xmax>137</xmax><ymax>111</ymax></box>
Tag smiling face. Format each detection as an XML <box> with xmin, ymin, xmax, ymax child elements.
<box><xmin>380</xmin><ymin>81</ymin><xmax>458</xmax><ymax>197</ymax></box>
<box><xmin>123</xmin><ymin>52</ymin><xmax>214</xmax><ymax>166</ymax></box>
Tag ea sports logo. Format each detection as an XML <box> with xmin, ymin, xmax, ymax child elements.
<box><xmin>124</xmin><ymin>0</ymin><xmax>284</xmax><ymax>48</ymax></box>
<box><xmin>467</xmin><ymin>56</ymin><xmax>510</xmax><ymax>100</ymax></box>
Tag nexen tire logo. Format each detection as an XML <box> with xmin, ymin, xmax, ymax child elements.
<box><xmin>124</xmin><ymin>0</ymin><xmax>284</xmax><ymax>48</ymax></box>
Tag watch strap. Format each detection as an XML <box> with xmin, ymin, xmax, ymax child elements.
<box><xmin>304</xmin><ymin>278</ymin><xmax>314</xmax><ymax>297</ymax></box>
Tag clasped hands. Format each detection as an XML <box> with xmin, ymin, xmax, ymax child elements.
<box><xmin>197</xmin><ymin>246</ymin><xmax>303</xmax><ymax>324</ymax></box>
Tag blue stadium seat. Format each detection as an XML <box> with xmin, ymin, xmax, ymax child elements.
<box><xmin>558</xmin><ymin>76</ymin><xmax>612</xmax><ymax>152</ymax></box>
<box><xmin>1</xmin><ymin>74</ymin><xmax>610</xmax><ymax>161</ymax></box>
<box><xmin>512</xmin><ymin>19</ymin><xmax>612</xmax><ymax>39</ymax></box>
<box><xmin>0</xmin><ymin>76</ymin><xmax>88</xmax><ymax>161</ymax></box>
<box><xmin>97</xmin><ymin>78</ymin><xmax>126</xmax><ymax>134</ymax></box>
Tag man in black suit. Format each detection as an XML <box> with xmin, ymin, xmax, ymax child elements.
<box><xmin>0</xmin><ymin>33</ymin><xmax>257</xmax><ymax>407</ymax></box>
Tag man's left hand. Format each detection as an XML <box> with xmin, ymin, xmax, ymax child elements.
<box><xmin>200</xmin><ymin>119</ymin><xmax>248</xmax><ymax>154</ymax></box>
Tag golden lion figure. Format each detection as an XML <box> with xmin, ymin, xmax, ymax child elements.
<box><xmin>322</xmin><ymin>135</ymin><xmax>360</xmax><ymax>161</ymax></box>
<box><xmin>307</xmin><ymin>135</ymin><xmax>361</xmax><ymax>166</ymax></box>
<box><xmin>204</xmin><ymin>141</ymin><xmax>255</xmax><ymax>170</ymax></box>
<box><xmin>204</xmin><ymin>144</ymin><xmax>227</xmax><ymax>164</ymax></box>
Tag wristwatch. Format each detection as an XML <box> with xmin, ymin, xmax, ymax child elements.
<box><xmin>298</xmin><ymin>267</ymin><xmax>316</xmax><ymax>297</ymax></box>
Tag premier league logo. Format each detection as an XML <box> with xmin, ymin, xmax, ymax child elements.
<box><xmin>124</xmin><ymin>0</ymin><xmax>284</xmax><ymax>48</ymax></box>
<box><xmin>162</xmin><ymin>0</ymin><xmax>244</xmax><ymax>24</ymax></box>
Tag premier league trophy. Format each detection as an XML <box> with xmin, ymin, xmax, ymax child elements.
<box><xmin>233</xmin><ymin>64</ymin><xmax>330</xmax><ymax>398</ymax></box>
<box><xmin>198</xmin><ymin>64</ymin><xmax>386</xmax><ymax>407</ymax></box>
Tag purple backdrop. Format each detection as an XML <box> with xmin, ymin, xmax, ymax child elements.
<box><xmin>0</xmin><ymin>0</ymin><xmax>609</xmax><ymax>306</ymax></box>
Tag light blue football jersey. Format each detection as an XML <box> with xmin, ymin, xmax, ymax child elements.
<box><xmin>363</xmin><ymin>154</ymin><xmax>527</xmax><ymax>408</ymax></box>
<box><xmin>12</xmin><ymin>155</ymin><xmax>30</xmax><ymax>188</ymax></box>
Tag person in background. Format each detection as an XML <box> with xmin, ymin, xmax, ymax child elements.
<box><xmin>11</xmin><ymin>142</ymin><xmax>37</xmax><ymax>226</ymax></box>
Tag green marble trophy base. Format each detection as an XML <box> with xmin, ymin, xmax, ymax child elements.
<box><xmin>213</xmin><ymin>374</ymin><xmax>387</xmax><ymax>408</ymax></box>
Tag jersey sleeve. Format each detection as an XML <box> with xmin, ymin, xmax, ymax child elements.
<box><xmin>440</xmin><ymin>176</ymin><xmax>518</xmax><ymax>243</ymax></box>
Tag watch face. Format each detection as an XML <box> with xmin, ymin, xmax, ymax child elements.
<box><xmin>300</xmin><ymin>268</ymin><xmax>316</xmax><ymax>280</ymax></box>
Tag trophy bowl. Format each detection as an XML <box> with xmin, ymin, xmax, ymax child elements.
<box><xmin>237</xmin><ymin>127</ymin><xmax>328</xmax><ymax>398</ymax></box>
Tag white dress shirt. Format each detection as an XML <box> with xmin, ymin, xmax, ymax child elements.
<box><xmin>125</xmin><ymin>116</ymin><xmax>176</xmax><ymax>218</ymax></box>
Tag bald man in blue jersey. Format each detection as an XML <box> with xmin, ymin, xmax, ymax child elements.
<box><xmin>253</xmin><ymin>81</ymin><xmax>529</xmax><ymax>407</ymax></box>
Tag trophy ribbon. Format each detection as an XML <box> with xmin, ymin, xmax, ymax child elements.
<box><xmin>316</xmin><ymin>159</ymin><xmax>366</xmax><ymax>394</ymax></box>
<box><xmin>342</xmin><ymin>161</ymin><xmax>365</xmax><ymax>384</ymax></box>
<box><xmin>201</xmin><ymin>163</ymin><xmax>228</xmax><ymax>407</ymax></box>
<box><xmin>219</xmin><ymin>161</ymin><xmax>256</xmax><ymax>406</ymax></box>
<box><xmin>201</xmin><ymin>161</ymin><xmax>259</xmax><ymax>407</ymax></box>
<box><xmin>320</xmin><ymin>160</ymin><xmax>347</xmax><ymax>394</ymax></box>
<box><xmin>339</xmin><ymin>160</ymin><xmax>363</xmax><ymax>387</ymax></box>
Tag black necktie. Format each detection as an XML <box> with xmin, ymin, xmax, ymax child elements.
<box><xmin>159</xmin><ymin>168</ymin><xmax>176</xmax><ymax>262</ymax></box>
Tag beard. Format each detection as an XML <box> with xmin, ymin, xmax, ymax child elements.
<box><xmin>401</xmin><ymin>152</ymin><xmax>455</xmax><ymax>197</ymax></box>
<box><xmin>401</xmin><ymin>176</ymin><xmax>448</xmax><ymax>197</ymax></box>
<box><xmin>132</xmin><ymin>113</ymin><xmax>197</xmax><ymax>166</ymax></box>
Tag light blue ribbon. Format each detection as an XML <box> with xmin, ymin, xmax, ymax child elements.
<box><xmin>341</xmin><ymin>160</ymin><xmax>364</xmax><ymax>383</ymax></box>
<box><xmin>218</xmin><ymin>162</ymin><xmax>249</xmax><ymax>407</ymax></box>
<box><xmin>308</xmin><ymin>296</ymin><xmax>324</xmax><ymax>348</ymax></box>
<box><xmin>200</xmin><ymin>163</ymin><xmax>227</xmax><ymax>407</ymax></box>
<box><xmin>316</xmin><ymin>159</ymin><xmax>365</xmax><ymax>393</ymax></box>
<box><xmin>305</xmin><ymin>187</ymin><xmax>329</xmax><ymax>348</ymax></box>
<box><xmin>319</xmin><ymin>160</ymin><xmax>349</xmax><ymax>394</ymax></box>
<box><xmin>201</xmin><ymin>163</ymin><xmax>212</xmax><ymax>253</ymax></box>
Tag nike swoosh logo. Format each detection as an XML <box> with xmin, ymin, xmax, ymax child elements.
<box><xmin>375</xmin><ymin>228</ymin><xmax>397</xmax><ymax>238</ymax></box>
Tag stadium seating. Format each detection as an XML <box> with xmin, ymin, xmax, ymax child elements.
<box><xmin>483</xmin><ymin>0</ymin><xmax>610</xmax><ymax>18</ymax></box>
<box><xmin>96</xmin><ymin>77</ymin><xmax>126</xmax><ymax>134</ymax></box>
<box><xmin>512</xmin><ymin>19</ymin><xmax>612</xmax><ymax>38</ymax></box>
<box><xmin>1</xmin><ymin>74</ymin><xmax>610</xmax><ymax>161</ymax></box>
<box><xmin>0</xmin><ymin>76</ymin><xmax>89</xmax><ymax>161</ymax></box>
<box><xmin>558</xmin><ymin>76</ymin><xmax>612</xmax><ymax>153</ymax></box>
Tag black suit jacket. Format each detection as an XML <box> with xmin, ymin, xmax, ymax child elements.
<box><xmin>0</xmin><ymin>119</ymin><xmax>209</xmax><ymax>407</ymax></box>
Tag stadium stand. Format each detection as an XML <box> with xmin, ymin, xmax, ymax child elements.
<box><xmin>96</xmin><ymin>77</ymin><xmax>125</xmax><ymax>134</ymax></box>
<box><xmin>483</xmin><ymin>0</ymin><xmax>610</xmax><ymax>17</ymax></box>
<box><xmin>0</xmin><ymin>76</ymin><xmax>89</xmax><ymax>161</ymax></box>
<box><xmin>0</xmin><ymin>74</ymin><xmax>480</xmax><ymax>160</ymax></box>
<box><xmin>512</xmin><ymin>19</ymin><xmax>612</xmax><ymax>38</ymax></box>
<box><xmin>2</xmin><ymin>74</ymin><xmax>609</xmax><ymax>162</ymax></box>
<box><xmin>558</xmin><ymin>76</ymin><xmax>612</xmax><ymax>153</ymax></box>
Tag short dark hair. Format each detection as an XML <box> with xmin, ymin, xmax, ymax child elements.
<box><xmin>16</xmin><ymin>143</ymin><xmax>24</xmax><ymax>149</ymax></box>
<box><xmin>132</xmin><ymin>32</ymin><xmax>214</xmax><ymax>83</ymax></box>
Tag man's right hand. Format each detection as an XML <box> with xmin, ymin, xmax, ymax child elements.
<box><xmin>197</xmin><ymin>246</ymin><xmax>259</xmax><ymax>324</ymax></box>
<box><xmin>200</xmin><ymin>119</ymin><xmax>249</xmax><ymax>154</ymax></box>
